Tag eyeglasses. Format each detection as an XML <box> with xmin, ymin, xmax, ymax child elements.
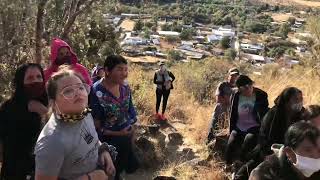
<box><xmin>60</xmin><ymin>83</ymin><xmax>90</xmax><ymax>99</ymax></box>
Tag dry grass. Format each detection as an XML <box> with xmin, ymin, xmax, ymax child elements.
<box><xmin>128</xmin><ymin>57</ymin><xmax>320</xmax><ymax>179</ymax></box>
<box><xmin>269</xmin><ymin>13</ymin><xmax>294</xmax><ymax>22</ymax></box>
<box><xmin>119</xmin><ymin>18</ymin><xmax>135</xmax><ymax>31</ymax></box>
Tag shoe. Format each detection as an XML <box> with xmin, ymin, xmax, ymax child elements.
<box><xmin>160</xmin><ymin>114</ymin><xmax>167</xmax><ymax>121</ymax></box>
<box><xmin>155</xmin><ymin>113</ymin><xmax>161</xmax><ymax>119</ymax></box>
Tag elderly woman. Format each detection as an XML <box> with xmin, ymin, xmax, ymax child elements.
<box><xmin>34</xmin><ymin>68</ymin><xmax>115</xmax><ymax>180</ymax></box>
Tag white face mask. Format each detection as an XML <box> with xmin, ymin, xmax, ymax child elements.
<box><xmin>291</xmin><ymin>102</ymin><xmax>303</xmax><ymax>112</ymax></box>
<box><xmin>293</xmin><ymin>153</ymin><xmax>320</xmax><ymax>177</ymax></box>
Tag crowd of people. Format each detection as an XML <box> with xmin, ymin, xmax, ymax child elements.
<box><xmin>0</xmin><ymin>36</ymin><xmax>319</xmax><ymax>180</ymax></box>
<box><xmin>207</xmin><ymin>68</ymin><xmax>320</xmax><ymax>180</ymax></box>
<box><xmin>0</xmin><ymin>38</ymin><xmax>167</xmax><ymax>180</ymax></box>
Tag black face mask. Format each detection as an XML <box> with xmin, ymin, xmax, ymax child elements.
<box><xmin>55</xmin><ymin>56</ymin><xmax>72</xmax><ymax>66</ymax></box>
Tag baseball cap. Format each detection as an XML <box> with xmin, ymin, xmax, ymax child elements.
<box><xmin>228</xmin><ymin>68</ymin><xmax>240</xmax><ymax>75</ymax></box>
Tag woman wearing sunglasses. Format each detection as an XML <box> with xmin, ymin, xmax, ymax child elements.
<box><xmin>225</xmin><ymin>75</ymin><xmax>269</xmax><ymax>169</ymax></box>
<box><xmin>34</xmin><ymin>68</ymin><xmax>115</xmax><ymax>180</ymax></box>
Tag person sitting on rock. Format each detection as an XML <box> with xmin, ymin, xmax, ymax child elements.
<box><xmin>249</xmin><ymin>122</ymin><xmax>320</xmax><ymax>180</ymax></box>
<box><xmin>44</xmin><ymin>38</ymin><xmax>92</xmax><ymax>86</ymax></box>
<box><xmin>90</xmin><ymin>55</ymin><xmax>139</xmax><ymax>180</ymax></box>
<box><xmin>34</xmin><ymin>67</ymin><xmax>116</xmax><ymax>180</ymax></box>
<box><xmin>234</xmin><ymin>87</ymin><xmax>305</xmax><ymax>180</ymax></box>
<box><xmin>207</xmin><ymin>67</ymin><xmax>240</xmax><ymax>144</ymax></box>
<box><xmin>225</xmin><ymin>75</ymin><xmax>269</xmax><ymax>168</ymax></box>
<box><xmin>153</xmin><ymin>62</ymin><xmax>175</xmax><ymax>121</ymax></box>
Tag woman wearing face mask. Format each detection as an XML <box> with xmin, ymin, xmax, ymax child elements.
<box><xmin>0</xmin><ymin>63</ymin><xmax>48</xmax><ymax>179</ymax></box>
<box><xmin>44</xmin><ymin>38</ymin><xmax>92</xmax><ymax>86</ymax></box>
<box><xmin>234</xmin><ymin>87</ymin><xmax>306</xmax><ymax>180</ymax></box>
<box><xmin>90</xmin><ymin>55</ymin><xmax>139</xmax><ymax>180</ymax></box>
<box><xmin>153</xmin><ymin>62</ymin><xmax>175</xmax><ymax>121</ymax></box>
<box><xmin>34</xmin><ymin>68</ymin><xmax>116</xmax><ymax>180</ymax></box>
<box><xmin>225</xmin><ymin>75</ymin><xmax>269</xmax><ymax>167</ymax></box>
<box><xmin>249</xmin><ymin>122</ymin><xmax>320</xmax><ymax>180</ymax></box>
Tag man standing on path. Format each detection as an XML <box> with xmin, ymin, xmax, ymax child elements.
<box><xmin>207</xmin><ymin>67</ymin><xmax>240</xmax><ymax>143</ymax></box>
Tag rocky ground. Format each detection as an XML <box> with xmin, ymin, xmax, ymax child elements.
<box><xmin>122</xmin><ymin>116</ymin><xmax>230</xmax><ymax>180</ymax></box>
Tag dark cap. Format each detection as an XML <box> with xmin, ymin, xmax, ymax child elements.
<box><xmin>236</xmin><ymin>75</ymin><xmax>254</xmax><ymax>87</ymax></box>
<box><xmin>228</xmin><ymin>67</ymin><xmax>240</xmax><ymax>75</ymax></box>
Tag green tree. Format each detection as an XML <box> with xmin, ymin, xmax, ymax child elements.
<box><xmin>244</xmin><ymin>21</ymin><xmax>267</xmax><ymax>33</ymax></box>
<box><xmin>220</xmin><ymin>36</ymin><xmax>230</xmax><ymax>49</ymax></box>
<box><xmin>279</xmin><ymin>23</ymin><xmax>291</xmax><ymax>38</ymax></box>
<box><xmin>134</xmin><ymin>19</ymin><xmax>143</xmax><ymax>31</ymax></box>
<box><xmin>180</xmin><ymin>29</ymin><xmax>194</xmax><ymax>40</ymax></box>
<box><xmin>167</xmin><ymin>50</ymin><xmax>181</xmax><ymax>60</ymax></box>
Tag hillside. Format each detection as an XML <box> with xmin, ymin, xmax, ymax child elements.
<box><xmin>256</xmin><ymin>0</ymin><xmax>320</xmax><ymax>7</ymax></box>
<box><xmin>122</xmin><ymin>58</ymin><xmax>320</xmax><ymax>179</ymax></box>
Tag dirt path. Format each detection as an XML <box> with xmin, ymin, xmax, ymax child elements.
<box><xmin>121</xmin><ymin>119</ymin><xmax>206</xmax><ymax>180</ymax></box>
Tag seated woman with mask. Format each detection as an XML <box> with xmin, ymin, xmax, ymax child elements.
<box><xmin>249</xmin><ymin>122</ymin><xmax>320</xmax><ymax>180</ymax></box>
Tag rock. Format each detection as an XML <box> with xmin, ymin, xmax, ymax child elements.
<box><xmin>147</xmin><ymin>124</ymin><xmax>161</xmax><ymax>135</ymax></box>
<box><xmin>208</xmin><ymin>134</ymin><xmax>228</xmax><ymax>157</ymax></box>
<box><xmin>167</xmin><ymin>132</ymin><xmax>183</xmax><ymax>146</ymax></box>
<box><xmin>134</xmin><ymin>136</ymin><xmax>158</xmax><ymax>168</ymax></box>
<box><xmin>135</xmin><ymin>136</ymin><xmax>155</xmax><ymax>152</ymax></box>
<box><xmin>153</xmin><ymin>176</ymin><xmax>177</xmax><ymax>180</ymax></box>
<box><xmin>181</xmin><ymin>148</ymin><xmax>196</xmax><ymax>161</ymax></box>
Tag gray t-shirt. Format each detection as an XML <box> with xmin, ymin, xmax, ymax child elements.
<box><xmin>215</xmin><ymin>81</ymin><xmax>234</xmax><ymax>96</ymax></box>
<box><xmin>34</xmin><ymin>114</ymin><xmax>99</xmax><ymax>180</ymax></box>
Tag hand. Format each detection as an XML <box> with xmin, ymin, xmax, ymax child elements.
<box><xmin>89</xmin><ymin>170</ymin><xmax>108</xmax><ymax>180</ymax></box>
<box><xmin>99</xmin><ymin>152</ymin><xmax>116</xmax><ymax>176</ymax></box>
<box><xmin>28</xmin><ymin>100</ymin><xmax>48</xmax><ymax>115</ymax></box>
<box><xmin>120</xmin><ymin>126</ymin><xmax>133</xmax><ymax>136</ymax></box>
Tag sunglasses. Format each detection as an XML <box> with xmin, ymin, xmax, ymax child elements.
<box><xmin>60</xmin><ymin>83</ymin><xmax>90</xmax><ymax>100</ymax></box>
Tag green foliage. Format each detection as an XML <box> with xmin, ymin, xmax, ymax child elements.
<box><xmin>134</xmin><ymin>19</ymin><xmax>143</xmax><ymax>31</ymax></box>
<box><xmin>220</xmin><ymin>36</ymin><xmax>231</xmax><ymax>49</ymax></box>
<box><xmin>165</xmin><ymin>36</ymin><xmax>180</xmax><ymax>44</ymax></box>
<box><xmin>267</xmin><ymin>46</ymin><xmax>287</xmax><ymax>58</ymax></box>
<box><xmin>180</xmin><ymin>28</ymin><xmax>195</xmax><ymax>40</ymax></box>
<box><xmin>278</xmin><ymin>23</ymin><xmax>291</xmax><ymax>38</ymax></box>
<box><xmin>167</xmin><ymin>50</ymin><xmax>182</xmax><ymax>61</ymax></box>
<box><xmin>244</xmin><ymin>21</ymin><xmax>268</xmax><ymax>33</ymax></box>
<box><xmin>225</xmin><ymin>49</ymin><xmax>237</xmax><ymax>61</ymax></box>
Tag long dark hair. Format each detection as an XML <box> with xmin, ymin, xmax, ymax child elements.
<box><xmin>268</xmin><ymin>87</ymin><xmax>303</xmax><ymax>139</ymax></box>
<box><xmin>11</xmin><ymin>63</ymin><xmax>48</xmax><ymax>105</ymax></box>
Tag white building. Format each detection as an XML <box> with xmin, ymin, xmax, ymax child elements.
<box><xmin>158</xmin><ymin>31</ymin><xmax>180</xmax><ymax>37</ymax></box>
